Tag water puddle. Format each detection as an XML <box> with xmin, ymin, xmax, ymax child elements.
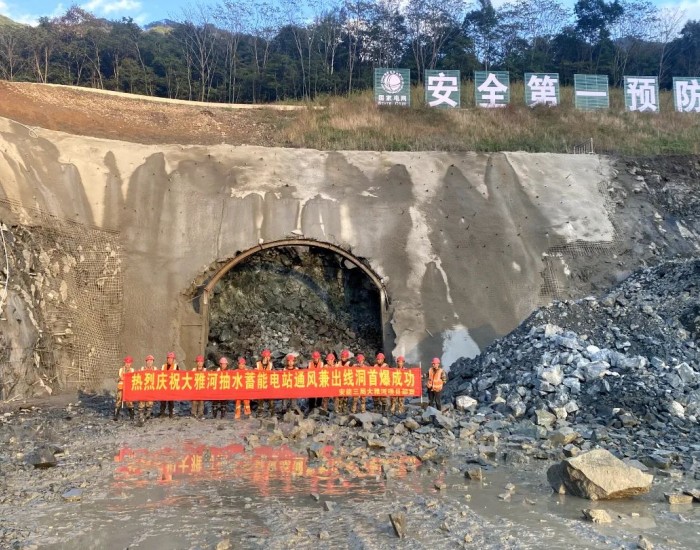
<box><xmin>24</xmin><ymin>439</ymin><xmax>700</xmax><ymax>549</ymax></box>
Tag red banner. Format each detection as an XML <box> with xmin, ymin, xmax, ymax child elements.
<box><xmin>122</xmin><ymin>367</ymin><xmax>422</xmax><ymax>401</ymax></box>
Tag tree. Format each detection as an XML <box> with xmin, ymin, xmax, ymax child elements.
<box><xmin>0</xmin><ymin>26</ymin><xmax>24</xmax><ymax>81</ymax></box>
<box><xmin>405</xmin><ymin>0</ymin><xmax>464</xmax><ymax>77</ymax></box>
<box><xmin>177</xmin><ymin>4</ymin><xmax>219</xmax><ymax>101</ymax></box>
<box><xmin>463</xmin><ymin>0</ymin><xmax>502</xmax><ymax>70</ymax></box>
<box><xmin>653</xmin><ymin>7</ymin><xmax>686</xmax><ymax>86</ymax></box>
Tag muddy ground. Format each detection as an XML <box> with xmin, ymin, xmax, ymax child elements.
<box><xmin>1</xmin><ymin>394</ymin><xmax>698</xmax><ymax>550</ymax></box>
<box><xmin>0</xmin><ymin>82</ymin><xmax>297</xmax><ymax>146</ymax></box>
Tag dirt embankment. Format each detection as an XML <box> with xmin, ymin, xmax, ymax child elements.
<box><xmin>0</xmin><ymin>81</ymin><xmax>298</xmax><ymax>146</ymax></box>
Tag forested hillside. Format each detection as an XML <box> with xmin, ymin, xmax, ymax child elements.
<box><xmin>0</xmin><ymin>0</ymin><xmax>698</xmax><ymax>104</ymax></box>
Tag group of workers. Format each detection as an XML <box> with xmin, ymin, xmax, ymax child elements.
<box><xmin>115</xmin><ymin>349</ymin><xmax>448</xmax><ymax>424</ymax></box>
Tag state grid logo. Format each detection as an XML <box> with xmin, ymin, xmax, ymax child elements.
<box><xmin>381</xmin><ymin>70</ymin><xmax>404</xmax><ymax>94</ymax></box>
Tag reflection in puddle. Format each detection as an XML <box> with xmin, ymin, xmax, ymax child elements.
<box><xmin>114</xmin><ymin>442</ymin><xmax>421</xmax><ymax>497</ymax></box>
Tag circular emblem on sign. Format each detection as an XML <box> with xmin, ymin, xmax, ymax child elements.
<box><xmin>381</xmin><ymin>70</ymin><xmax>403</xmax><ymax>94</ymax></box>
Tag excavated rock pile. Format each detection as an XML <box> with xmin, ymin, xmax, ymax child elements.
<box><xmin>446</xmin><ymin>259</ymin><xmax>700</xmax><ymax>471</ymax></box>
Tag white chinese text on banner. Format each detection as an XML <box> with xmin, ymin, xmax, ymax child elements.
<box><xmin>474</xmin><ymin>71</ymin><xmax>510</xmax><ymax>108</ymax></box>
<box><xmin>673</xmin><ymin>78</ymin><xmax>700</xmax><ymax>113</ymax></box>
<box><xmin>574</xmin><ymin>74</ymin><xmax>609</xmax><ymax>110</ymax></box>
<box><xmin>624</xmin><ymin>76</ymin><xmax>659</xmax><ymax>112</ymax></box>
<box><xmin>425</xmin><ymin>70</ymin><xmax>460</xmax><ymax>108</ymax></box>
<box><xmin>525</xmin><ymin>73</ymin><xmax>560</xmax><ymax>107</ymax></box>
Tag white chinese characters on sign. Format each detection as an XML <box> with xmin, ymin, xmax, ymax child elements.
<box><xmin>527</xmin><ymin>74</ymin><xmax>558</xmax><ymax>106</ymax></box>
<box><xmin>627</xmin><ymin>78</ymin><xmax>658</xmax><ymax>112</ymax></box>
<box><xmin>477</xmin><ymin>73</ymin><xmax>508</xmax><ymax>108</ymax></box>
<box><xmin>427</xmin><ymin>72</ymin><xmax>459</xmax><ymax>107</ymax></box>
<box><xmin>674</xmin><ymin>79</ymin><xmax>700</xmax><ymax>112</ymax></box>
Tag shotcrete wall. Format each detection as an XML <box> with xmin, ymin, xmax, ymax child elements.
<box><xmin>0</xmin><ymin>117</ymin><xmax>615</xmax><ymax>390</ymax></box>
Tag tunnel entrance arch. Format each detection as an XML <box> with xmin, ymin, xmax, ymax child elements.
<box><xmin>199</xmin><ymin>239</ymin><xmax>389</xmax><ymax>360</ymax></box>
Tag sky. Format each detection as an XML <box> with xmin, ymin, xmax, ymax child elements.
<box><xmin>0</xmin><ymin>0</ymin><xmax>698</xmax><ymax>29</ymax></box>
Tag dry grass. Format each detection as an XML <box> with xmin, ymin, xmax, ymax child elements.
<box><xmin>280</xmin><ymin>83</ymin><xmax>700</xmax><ymax>155</ymax></box>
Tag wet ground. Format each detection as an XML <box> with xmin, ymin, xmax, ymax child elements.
<box><xmin>1</xmin><ymin>396</ymin><xmax>699</xmax><ymax>549</ymax></box>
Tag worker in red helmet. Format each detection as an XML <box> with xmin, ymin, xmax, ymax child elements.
<box><xmin>114</xmin><ymin>356</ymin><xmax>135</xmax><ymax>421</ymax></box>
<box><xmin>427</xmin><ymin>357</ymin><xmax>447</xmax><ymax>411</ymax></box>
<box><xmin>373</xmin><ymin>352</ymin><xmax>389</xmax><ymax>414</ymax></box>
<box><xmin>351</xmin><ymin>354</ymin><xmax>367</xmax><ymax>413</ymax></box>
<box><xmin>256</xmin><ymin>349</ymin><xmax>275</xmax><ymax>417</ymax></box>
<box><xmin>137</xmin><ymin>354</ymin><xmax>156</xmax><ymax>425</ymax></box>
<box><xmin>158</xmin><ymin>352</ymin><xmax>179</xmax><ymax>418</ymax></box>
<box><xmin>235</xmin><ymin>358</ymin><xmax>252</xmax><ymax>419</ymax></box>
<box><xmin>307</xmin><ymin>351</ymin><xmax>323</xmax><ymax>412</ymax></box>
<box><xmin>191</xmin><ymin>355</ymin><xmax>206</xmax><ymax>419</ymax></box>
<box><xmin>390</xmin><ymin>356</ymin><xmax>407</xmax><ymax>414</ymax></box>
<box><xmin>282</xmin><ymin>354</ymin><xmax>299</xmax><ymax>413</ymax></box>
<box><xmin>212</xmin><ymin>357</ymin><xmax>230</xmax><ymax>419</ymax></box>
<box><xmin>321</xmin><ymin>353</ymin><xmax>336</xmax><ymax>413</ymax></box>
<box><xmin>335</xmin><ymin>349</ymin><xmax>352</xmax><ymax>415</ymax></box>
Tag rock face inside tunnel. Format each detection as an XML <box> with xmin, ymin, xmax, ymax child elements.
<box><xmin>207</xmin><ymin>246</ymin><xmax>383</xmax><ymax>364</ymax></box>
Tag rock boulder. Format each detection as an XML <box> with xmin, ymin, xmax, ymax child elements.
<box><xmin>547</xmin><ymin>449</ymin><xmax>653</xmax><ymax>500</ymax></box>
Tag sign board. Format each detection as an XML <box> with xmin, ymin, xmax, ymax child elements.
<box><xmin>624</xmin><ymin>76</ymin><xmax>659</xmax><ymax>112</ymax></box>
<box><xmin>425</xmin><ymin>70</ymin><xmax>460</xmax><ymax>108</ymax></box>
<box><xmin>374</xmin><ymin>68</ymin><xmax>411</xmax><ymax>107</ymax></box>
<box><xmin>574</xmin><ymin>74</ymin><xmax>609</xmax><ymax>110</ymax></box>
<box><xmin>475</xmin><ymin>71</ymin><xmax>510</xmax><ymax>108</ymax></box>
<box><xmin>123</xmin><ymin>367</ymin><xmax>423</xmax><ymax>401</ymax></box>
<box><xmin>525</xmin><ymin>73</ymin><xmax>560</xmax><ymax>106</ymax></box>
<box><xmin>673</xmin><ymin>78</ymin><xmax>700</xmax><ymax>112</ymax></box>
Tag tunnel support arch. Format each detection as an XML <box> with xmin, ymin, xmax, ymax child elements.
<box><xmin>198</xmin><ymin>239</ymin><xmax>389</xmax><ymax>355</ymax></box>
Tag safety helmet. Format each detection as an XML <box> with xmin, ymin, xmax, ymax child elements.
<box><xmin>219</xmin><ymin>357</ymin><xmax>229</xmax><ymax>365</ymax></box>
<box><xmin>397</xmin><ymin>356</ymin><xmax>405</xmax><ymax>362</ymax></box>
<box><xmin>326</xmin><ymin>353</ymin><xmax>336</xmax><ymax>361</ymax></box>
<box><xmin>286</xmin><ymin>354</ymin><xmax>295</xmax><ymax>362</ymax></box>
<box><xmin>432</xmin><ymin>357</ymin><xmax>440</xmax><ymax>364</ymax></box>
<box><xmin>356</xmin><ymin>354</ymin><xmax>365</xmax><ymax>362</ymax></box>
<box><xmin>238</xmin><ymin>357</ymin><xmax>246</xmax><ymax>365</ymax></box>
<box><xmin>376</xmin><ymin>352</ymin><xmax>385</xmax><ymax>361</ymax></box>
<box><xmin>312</xmin><ymin>351</ymin><xmax>321</xmax><ymax>360</ymax></box>
<box><xmin>261</xmin><ymin>349</ymin><xmax>271</xmax><ymax>358</ymax></box>
<box><xmin>195</xmin><ymin>355</ymin><xmax>205</xmax><ymax>363</ymax></box>
<box><xmin>145</xmin><ymin>355</ymin><xmax>155</xmax><ymax>362</ymax></box>
<box><xmin>340</xmin><ymin>349</ymin><xmax>350</xmax><ymax>359</ymax></box>
<box><xmin>124</xmin><ymin>356</ymin><xmax>133</xmax><ymax>364</ymax></box>
<box><xmin>166</xmin><ymin>352</ymin><xmax>176</xmax><ymax>359</ymax></box>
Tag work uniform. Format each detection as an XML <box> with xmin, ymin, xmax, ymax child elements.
<box><xmin>137</xmin><ymin>355</ymin><xmax>156</xmax><ymax>424</ymax></box>
<box><xmin>307</xmin><ymin>354</ymin><xmax>323</xmax><ymax>411</ymax></box>
<box><xmin>427</xmin><ymin>360</ymin><xmax>447</xmax><ymax>411</ymax></box>
<box><xmin>114</xmin><ymin>357</ymin><xmax>135</xmax><ymax>420</ymax></box>
<box><xmin>321</xmin><ymin>354</ymin><xmax>336</xmax><ymax>412</ymax></box>
<box><xmin>256</xmin><ymin>352</ymin><xmax>275</xmax><ymax>416</ymax></box>
<box><xmin>351</xmin><ymin>355</ymin><xmax>367</xmax><ymax>413</ymax></box>
<box><xmin>334</xmin><ymin>351</ymin><xmax>351</xmax><ymax>414</ymax></box>
<box><xmin>158</xmin><ymin>353</ymin><xmax>179</xmax><ymax>418</ymax></box>
<box><xmin>282</xmin><ymin>355</ymin><xmax>298</xmax><ymax>412</ymax></box>
<box><xmin>212</xmin><ymin>358</ymin><xmax>230</xmax><ymax>418</ymax></box>
<box><xmin>373</xmin><ymin>354</ymin><xmax>389</xmax><ymax>414</ymax></box>
<box><xmin>191</xmin><ymin>356</ymin><xmax>206</xmax><ymax>419</ymax></box>
<box><xmin>390</xmin><ymin>357</ymin><xmax>407</xmax><ymax>414</ymax></box>
<box><xmin>235</xmin><ymin>359</ymin><xmax>252</xmax><ymax>419</ymax></box>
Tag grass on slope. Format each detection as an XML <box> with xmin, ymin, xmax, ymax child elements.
<box><xmin>279</xmin><ymin>82</ymin><xmax>700</xmax><ymax>155</ymax></box>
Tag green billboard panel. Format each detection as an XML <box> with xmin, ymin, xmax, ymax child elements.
<box><xmin>624</xmin><ymin>76</ymin><xmax>659</xmax><ymax>112</ymax></box>
<box><xmin>524</xmin><ymin>73</ymin><xmax>560</xmax><ymax>106</ymax></box>
<box><xmin>474</xmin><ymin>71</ymin><xmax>510</xmax><ymax>108</ymax></box>
<box><xmin>574</xmin><ymin>74</ymin><xmax>609</xmax><ymax>110</ymax></box>
<box><xmin>673</xmin><ymin>78</ymin><xmax>700</xmax><ymax>112</ymax></box>
<box><xmin>425</xmin><ymin>70</ymin><xmax>460</xmax><ymax>108</ymax></box>
<box><xmin>374</xmin><ymin>68</ymin><xmax>410</xmax><ymax>107</ymax></box>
